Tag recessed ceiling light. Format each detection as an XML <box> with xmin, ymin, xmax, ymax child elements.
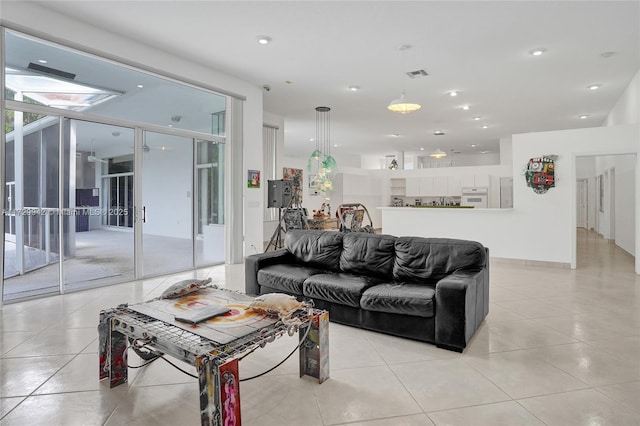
<box><xmin>137</xmin><ymin>84</ymin><xmax>144</xmax><ymax>88</ymax></box>
<box><xmin>168</xmin><ymin>124</ymin><xmax>173</xmax><ymax>127</ymax></box>
<box><xmin>481</xmin><ymin>124</ymin><xmax>489</xmax><ymax>129</ymax></box>
<box><xmin>471</xmin><ymin>144</ymin><xmax>477</xmax><ymax>147</ymax></box>
<box><xmin>309</xmin><ymin>138</ymin><xmax>314</xmax><ymax>142</ymax></box>
<box><xmin>257</xmin><ymin>35</ymin><xmax>272</xmax><ymax>45</ymax></box>
<box><xmin>390</xmin><ymin>134</ymin><xmax>401</xmax><ymax>138</ymax></box>
<box><xmin>348</xmin><ymin>85</ymin><xmax>360</xmax><ymax>92</ymax></box>
<box><xmin>38</xmin><ymin>59</ymin><xmax>48</xmax><ymax>64</ymax></box>
<box><xmin>579</xmin><ymin>114</ymin><xmax>589</xmax><ymax>119</ymax></box>
<box><xmin>333</xmin><ymin>144</ymin><xmax>339</xmax><ymax>147</ymax></box>
<box><xmin>472</xmin><ymin>116</ymin><xmax>481</xmax><ymax>121</ymax></box>
<box><xmin>420</xmin><ymin>147</ymin><xmax>425</xmax><ymax>151</ymax></box>
<box><xmin>449</xmin><ymin>91</ymin><xmax>458</xmax><ymax>97</ymax></box>
<box><xmin>587</xmin><ymin>84</ymin><xmax>601</xmax><ymax>90</ymax></box>
<box><xmin>461</xmin><ymin>105</ymin><xmax>470</xmax><ymax>110</ymax></box>
<box><xmin>434</xmin><ymin>130</ymin><xmax>445</xmax><ymax>135</ymax></box>
<box><xmin>481</xmin><ymin>151</ymin><xmax>488</xmax><ymax>154</ymax></box>
<box><xmin>529</xmin><ymin>48</ymin><xmax>547</xmax><ymax>56</ymax></box>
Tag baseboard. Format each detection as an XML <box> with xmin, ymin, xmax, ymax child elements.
<box><xmin>491</xmin><ymin>257</ymin><xmax>571</xmax><ymax>269</ymax></box>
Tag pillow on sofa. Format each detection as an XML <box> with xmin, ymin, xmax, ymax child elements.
<box><xmin>393</xmin><ymin>237</ymin><xmax>486</xmax><ymax>283</ymax></box>
<box><xmin>340</xmin><ymin>233</ymin><xmax>396</xmax><ymax>279</ymax></box>
<box><xmin>285</xmin><ymin>230</ymin><xmax>343</xmax><ymax>272</ymax></box>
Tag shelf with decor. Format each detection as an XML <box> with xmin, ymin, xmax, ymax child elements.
<box><xmin>390</xmin><ymin>178</ymin><xmax>406</xmax><ymax>196</ymax></box>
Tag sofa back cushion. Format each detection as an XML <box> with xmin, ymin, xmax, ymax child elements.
<box><xmin>340</xmin><ymin>233</ymin><xmax>396</xmax><ymax>279</ymax></box>
<box><xmin>393</xmin><ymin>237</ymin><xmax>486</xmax><ymax>283</ymax></box>
<box><xmin>285</xmin><ymin>230</ymin><xmax>343</xmax><ymax>272</ymax></box>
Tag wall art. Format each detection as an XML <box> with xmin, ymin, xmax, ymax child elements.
<box><xmin>524</xmin><ymin>155</ymin><xmax>557</xmax><ymax>194</ymax></box>
<box><xmin>247</xmin><ymin>169</ymin><xmax>260</xmax><ymax>188</ymax></box>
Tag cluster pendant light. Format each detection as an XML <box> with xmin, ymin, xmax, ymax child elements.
<box><xmin>308</xmin><ymin>106</ymin><xmax>336</xmax><ymax>198</ymax></box>
<box><xmin>388</xmin><ymin>45</ymin><xmax>421</xmax><ymax>114</ymax></box>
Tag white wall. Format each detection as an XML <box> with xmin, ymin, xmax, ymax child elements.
<box><xmin>360</xmin><ymin>152</ymin><xmax>501</xmax><ymax>170</ymax></box>
<box><xmin>605</xmin><ymin>70</ymin><xmax>639</xmax><ymax>126</ymax></box>
<box><xmin>593</xmin><ymin>155</ymin><xmax>636</xmax><ymax>256</ymax></box>
<box><xmin>604</xmin><ymin>69</ymin><xmax>639</xmax><ymax>271</ymax></box>
<box><xmin>2</xmin><ymin>2</ymin><xmax>265</xmax><ymax>261</ymax></box>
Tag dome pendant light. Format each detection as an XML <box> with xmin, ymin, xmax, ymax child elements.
<box><xmin>429</xmin><ymin>148</ymin><xmax>447</xmax><ymax>159</ymax></box>
<box><xmin>388</xmin><ymin>45</ymin><xmax>421</xmax><ymax>114</ymax></box>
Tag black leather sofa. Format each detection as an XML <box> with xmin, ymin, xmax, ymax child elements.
<box><xmin>245</xmin><ymin>230</ymin><xmax>489</xmax><ymax>352</ymax></box>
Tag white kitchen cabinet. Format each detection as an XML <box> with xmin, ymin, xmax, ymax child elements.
<box><xmin>448</xmin><ymin>176</ymin><xmax>462</xmax><ymax>196</ymax></box>
<box><xmin>434</xmin><ymin>176</ymin><xmax>448</xmax><ymax>195</ymax></box>
<box><xmin>405</xmin><ymin>178</ymin><xmax>420</xmax><ymax>196</ymax></box>
<box><xmin>474</xmin><ymin>174</ymin><xmax>490</xmax><ymax>188</ymax></box>
<box><xmin>419</xmin><ymin>177</ymin><xmax>435</xmax><ymax>196</ymax></box>
<box><xmin>461</xmin><ymin>174</ymin><xmax>490</xmax><ymax>188</ymax></box>
<box><xmin>461</xmin><ymin>174</ymin><xmax>475</xmax><ymax>188</ymax></box>
<box><xmin>390</xmin><ymin>178</ymin><xmax>406</xmax><ymax>196</ymax></box>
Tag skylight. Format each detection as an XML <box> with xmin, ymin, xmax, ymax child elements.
<box><xmin>5</xmin><ymin>67</ymin><xmax>122</xmax><ymax>111</ymax></box>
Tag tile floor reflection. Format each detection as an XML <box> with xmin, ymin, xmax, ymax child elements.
<box><xmin>1</xmin><ymin>229</ymin><xmax>639</xmax><ymax>425</ymax></box>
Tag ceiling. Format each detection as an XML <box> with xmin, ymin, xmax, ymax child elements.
<box><xmin>27</xmin><ymin>1</ymin><xmax>640</xmax><ymax>161</ymax></box>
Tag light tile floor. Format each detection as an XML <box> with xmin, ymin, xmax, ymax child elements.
<box><xmin>1</xmin><ymin>229</ymin><xmax>639</xmax><ymax>425</ymax></box>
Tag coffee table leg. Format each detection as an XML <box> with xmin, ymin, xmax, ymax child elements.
<box><xmin>109</xmin><ymin>326</ymin><xmax>128</xmax><ymax>388</ymax></box>
<box><xmin>197</xmin><ymin>356</ymin><xmax>222</xmax><ymax>426</ymax></box>
<box><xmin>299</xmin><ymin>311</ymin><xmax>330</xmax><ymax>383</ymax></box>
<box><xmin>98</xmin><ymin>311</ymin><xmax>109</xmax><ymax>381</ymax></box>
<box><xmin>98</xmin><ymin>313</ymin><xmax>128</xmax><ymax>387</ymax></box>
<box><xmin>197</xmin><ymin>357</ymin><xmax>242</xmax><ymax>426</ymax></box>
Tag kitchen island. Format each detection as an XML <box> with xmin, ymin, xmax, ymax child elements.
<box><xmin>377</xmin><ymin>206</ymin><xmax>564</xmax><ymax>265</ymax></box>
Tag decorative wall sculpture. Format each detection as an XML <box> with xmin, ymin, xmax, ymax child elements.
<box><xmin>524</xmin><ymin>155</ymin><xmax>557</xmax><ymax>194</ymax></box>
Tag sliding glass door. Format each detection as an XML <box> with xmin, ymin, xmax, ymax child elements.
<box><xmin>196</xmin><ymin>140</ymin><xmax>225</xmax><ymax>266</ymax></box>
<box><xmin>63</xmin><ymin>121</ymin><xmax>135</xmax><ymax>291</ymax></box>
<box><xmin>2</xmin><ymin>28</ymin><xmax>229</xmax><ymax>303</ymax></box>
<box><xmin>141</xmin><ymin>131</ymin><xmax>194</xmax><ymax>276</ymax></box>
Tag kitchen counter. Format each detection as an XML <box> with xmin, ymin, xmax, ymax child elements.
<box><xmin>380</xmin><ymin>207</ymin><xmax>513</xmax><ymax>211</ymax></box>
<box><xmin>410</xmin><ymin>205</ymin><xmax>474</xmax><ymax>209</ymax></box>
<box><xmin>377</xmin><ymin>207</ymin><xmax>517</xmax><ymax>261</ymax></box>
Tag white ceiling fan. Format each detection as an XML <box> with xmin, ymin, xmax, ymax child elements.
<box><xmin>88</xmin><ymin>154</ymin><xmax>108</xmax><ymax>163</ymax></box>
<box><xmin>130</xmin><ymin>142</ymin><xmax>172</xmax><ymax>153</ymax></box>
<box><xmin>85</xmin><ymin>138</ymin><xmax>108</xmax><ymax>163</ymax></box>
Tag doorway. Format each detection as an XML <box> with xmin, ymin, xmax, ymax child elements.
<box><xmin>575</xmin><ymin>154</ymin><xmax>636</xmax><ymax>270</ymax></box>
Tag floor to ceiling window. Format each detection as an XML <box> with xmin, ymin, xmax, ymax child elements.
<box><xmin>2</xmin><ymin>29</ymin><xmax>230</xmax><ymax>302</ymax></box>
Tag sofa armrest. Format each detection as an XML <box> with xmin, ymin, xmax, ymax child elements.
<box><xmin>435</xmin><ymin>268</ymin><xmax>488</xmax><ymax>352</ymax></box>
<box><xmin>244</xmin><ymin>249</ymin><xmax>295</xmax><ymax>295</ymax></box>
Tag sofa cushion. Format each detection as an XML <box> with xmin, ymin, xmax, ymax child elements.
<box><xmin>393</xmin><ymin>237</ymin><xmax>486</xmax><ymax>283</ymax></box>
<box><xmin>361</xmin><ymin>283</ymin><xmax>435</xmax><ymax>318</ymax></box>
<box><xmin>340</xmin><ymin>233</ymin><xmax>396</xmax><ymax>279</ymax></box>
<box><xmin>285</xmin><ymin>230</ymin><xmax>343</xmax><ymax>272</ymax></box>
<box><xmin>303</xmin><ymin>273</ymin><xmax>383</xmax><ymax>307</ymax></box>
<box><xmin>257</xmin><ymin>264</ymin><xmax>325</xmax><ymax>295</ymax></box>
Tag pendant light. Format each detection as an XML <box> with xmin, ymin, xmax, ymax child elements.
<box><xmin>308</xmin><ymin>106</ymin><xmax>336</xmax><ymax>197</ymax></box>
<box><xmin>388</xmin><ymin>45</ymin><xmax>421</xmax><ymax>114</ymax></box>
<box><xmin>429</xmin><ymin>148</ymin><xmax>447</xmax><ymax>159</ymax></box>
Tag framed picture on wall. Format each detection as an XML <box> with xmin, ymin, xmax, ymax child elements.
<box><xmin>283</xmin><ymin>167</ymin><xmax>303</xmax><ymax>202</ymax></box>
<box><xmin>247</xmin><ymin>170</ymin><xmax>260</xmax><ymax>188</ymax></box>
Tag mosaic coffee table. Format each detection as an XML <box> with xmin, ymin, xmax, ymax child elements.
<box><xmin>98</xmin><ymin>285</ymin><xmax>329</xmax><ymax>426</ymax></box>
